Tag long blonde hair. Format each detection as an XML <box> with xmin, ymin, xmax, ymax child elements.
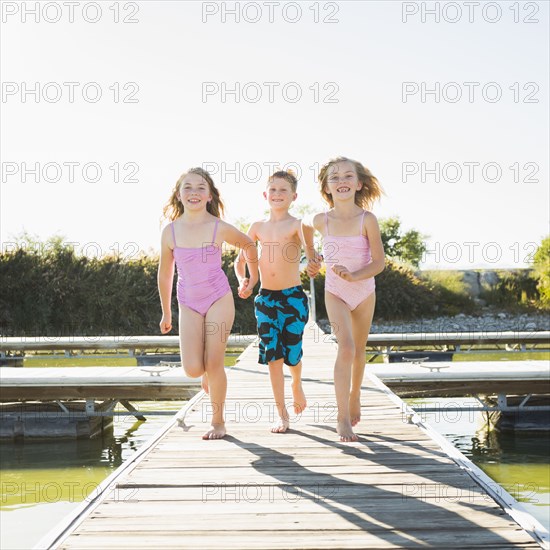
<box><xmin>162</xmin><ymin>167</ymin><xmax>225</xmax><ymax>221</ymax></box>
<box><xmin>318</xmin><ymin>156</ymin><xmax>383</xmax><ymax>209</ymax></box>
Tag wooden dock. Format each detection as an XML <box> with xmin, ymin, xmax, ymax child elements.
<box><xmin>365</xmin><ymin>360</ymin><xmax>550</xmax><ymax>397</ymax></box>
<box><xmin>0</xmin><ymin>367</ymin><xmax>200</xmax><ymax>438</ymax></box>
<box><xmin>37</xmin><ymin>325</ymin><xmax>548</xmax><ymax>549</ymax></box>
<box><xmin>0</xmin><ymin>366</ymin><xmax>199</xmax><ymax>401</ymax></box>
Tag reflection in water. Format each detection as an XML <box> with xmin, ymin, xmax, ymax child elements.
<box><xmin>471</xmin><ymin>429</ymin><xmax>550</xmax><ymax>465</ymax></box>
<box><xmin>415</xmin><ymin>397</ymin><xmax>550</xmax><ymax>526</ymax></box>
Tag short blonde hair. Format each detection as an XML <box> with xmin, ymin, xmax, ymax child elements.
<box><xmin>268</xmin><ymin>169</ymin><xmax>298</xmax><ymax>192</ymax></box>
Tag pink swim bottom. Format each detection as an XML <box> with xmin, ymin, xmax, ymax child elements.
<box><xmin>325</xmin><ymin>278</ymin><xmax>375</xmax><ymax>311</ymax></box>
<box><xmin>178</xmin><ymin>287</ymin><xmax>231</xmax><ymax>317</ymax></box>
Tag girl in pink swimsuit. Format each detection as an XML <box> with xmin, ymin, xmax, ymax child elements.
<box><xmin>157</xmin><ymin>167</ymin><xmax>258</xmax><ymax>440</ymax></box>
<box><xmin>305</xmin><ymin>157</ymin><xmax>385</xmax><ymax>442</ymax></box>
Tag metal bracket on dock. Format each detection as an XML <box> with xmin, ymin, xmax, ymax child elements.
<box><xmin>139</xmin><ymin>366</ymin><xmax>170</xmax><ymax>377</ymax></box>
<box><xmin>55</xmin><ymin>401</ymin><xmax>70</xmax><ymax>414</ymax></box>
<box><xmin>402</xmin><ymin>356</ymin><xmax>451</xmax><ymax>372</ymax></box>
<box><xmin>402</xmin><ymin>356</ymin><xmax>429</xmax><ymax>364</ymax></box>
<box><xmin>119</xmin><ymin>400</ymin><xmax>146</xmax><ymax>421</ymax></box>
<box><xmin>518</xmin><ymin>394</ymin><xmax>532</xmax><ymax>408</ymax></box>
<box><xmin>497</xmin><ymin>394</ymin><xmax>507</xmax><ymax>409</ymax></box>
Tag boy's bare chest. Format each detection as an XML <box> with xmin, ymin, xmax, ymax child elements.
<box><xmin>257</xmin><ymin>224</ymin><xmax>299</xmax><ymax>245</ymax></box>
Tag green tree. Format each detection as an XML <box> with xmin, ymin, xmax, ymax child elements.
<box><xmin>379</xmin><ymin>217</ymin><xmax>427</xmax><ymax>268</ymax></box>
<box><xmin>233</xmin><ymin>217</ymin><xmax>251</xmax><ymax>233</ymax></box>
<box><xmin>532</xmin><ymin>236</ymin><xmax>550</xmax><ymax>305</ymax></box>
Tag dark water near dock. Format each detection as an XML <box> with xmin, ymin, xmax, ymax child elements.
<box><xmin>410</xmin><ymin>397</ymin><xmax>550</xmax><ymax>531</ymax></box>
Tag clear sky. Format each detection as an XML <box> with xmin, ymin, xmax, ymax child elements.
<box><xmin>1</xmin><ymin>0</ymin><xmax>548</xmax><ymax>269</ymax></box>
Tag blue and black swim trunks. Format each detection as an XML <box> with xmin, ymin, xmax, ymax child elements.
<box><xmin>254</xmin><ymin>285</ymin><xmax>309</xmax><ymax>367</ymax></box>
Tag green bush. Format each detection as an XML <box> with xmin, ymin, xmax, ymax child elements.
<box><xmin>373</xmin><ymin>259</ymin><xmax>439</xmax><ymax>319</ymax></box>
<box><xmin>479</xmin><ymin>269</ymin><xmax>539</xmax><ymax>309</ymax></box>
<box><xmin>532</xmin><ymin>237</ymin><xmax>550</xmax><ymax>306</ymax></box>
<box><xmin>0</xmin><ymin>244</ymin><xmax>262</xmax><ymax>336</ymax></box>
<box><xmin>420</xmin><ymin>270</ymin><xmax>475</xmax><ymax>316</ymax></box>
<box><xmin>2</xmin><ymin>241</ymin><xmax>543</xmax><ymax>338</ymax></box>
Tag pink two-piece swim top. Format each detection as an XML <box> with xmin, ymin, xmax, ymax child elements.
<box><xmin>171</xmin><ymin>219</ymin><xmax>231</xmax><ymax>316</ymax></box>
<box><xmin>322</xmin><ymin>210</ymin><xmax>376</xmax><ymax>311</ymax></box>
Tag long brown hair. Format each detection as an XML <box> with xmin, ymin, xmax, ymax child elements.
<box><xmin>318</xmin><ymin>156</ymin><xmax>383</xmax><ymax>210</ymax></box>
<box><xmin>162</xmin><ymin>167</ymin><xmax>225</xmax><ymax>221</ymax></box>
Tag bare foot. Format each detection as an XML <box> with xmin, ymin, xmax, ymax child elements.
<box><xmin>271</xmin><ymin>416</ymin><xmax>290</xmax><ymax>433</ymax></box>
<box><xmin>291</xmin><ymin>382</ymin><xmax>307</xmax><ymax>414</ymax></box>
<box><xmin>202</xmin><ymin>423</ymin><xmax>226</xmax><ymax>440</ymax></box>
<box><xmin>349</xmin><ymin>393</ymin><xmax>361</xmax><ymax>427</ymax></box>
<box><xmin>337</xmin><ymin>419</ymin><xmax>358</xmax><ymax>442</ymax></box>
<box><xmin>201</xmin><ymin>374</ymin><xmax>209</xmax><ymax>394</ymax></box>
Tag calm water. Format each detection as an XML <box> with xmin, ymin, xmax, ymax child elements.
<box><xmin>410</xmin><ymin>397</ymin><xmax>550</xmax><ymax>530</ymax></box>
<box><xmin>0</xmin><ymin>401</ymin><xmax>185</xmax><ymax>550</ymax></box>
<box><xmin>1</xmin><ymin>398</ymin><xmax>548</xmax><ymax>549</ymax></box>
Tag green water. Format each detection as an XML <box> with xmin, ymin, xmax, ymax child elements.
<box><xmin>410</xmin><ymin>397</ymin><xmax>550</xmax><ymax>531</ymax></box>
<box><xmin>0</xmin><ymin>401</ymin><xmax>185</xmax><ymax>549</ymax></box>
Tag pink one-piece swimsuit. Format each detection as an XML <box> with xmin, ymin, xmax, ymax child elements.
<box><xmin>322</xmin><ymin>210</ymin><xmax>376</xmax><ymax>311</ymax></box>
<box><xmin>171</xmin><ymin>220</ymin><xmax>231</xmax><ymax>316</ymax></box>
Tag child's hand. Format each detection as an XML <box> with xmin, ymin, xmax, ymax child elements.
<box><xmin>332</xmin><ymin>264</ymin><xmax>355</xmax><ymax>282</ymax></box>
<box><xmin>306</xmin><ymin>255</ymin><xmax>323</xmax><ymax>278</ymax></box>
<box><xmin>159</xmin><ymin>314</ymin><xmax>172</xmax><ymax>334</ymax></box>
<box><xmin>238</xmin><ymin>278</ymin><xmax>252</xmax><ymax>299</ymax></box>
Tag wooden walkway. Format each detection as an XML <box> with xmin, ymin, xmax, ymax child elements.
<box><xmin>39</xmin><ymin>325</ymin><xmax>547</xmax><ymax>549</ymax></box>
<box><xmin>0</xmin><ymin>366</ymin><xmax>199</xmax><ymax>401</ymax></box>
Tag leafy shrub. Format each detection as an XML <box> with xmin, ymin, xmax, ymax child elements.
<box><xmin>532</xmin><ymin>237</ymin><xmax>550</xmax><ymax>306</ymax></box>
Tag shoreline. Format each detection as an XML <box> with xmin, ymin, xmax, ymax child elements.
<box><xmin>318</xmin><ymin>311</ymin><xmax>550</xmax><ymax>334</ymax></box>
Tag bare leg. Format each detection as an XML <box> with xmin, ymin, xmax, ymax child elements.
<box><xmin>289</xmin><ymin>361</ymin><xmax>307</xmax><ymax>414</ymax></box>
<box><xmin>268</xmin><ymin>358</ymin><xmax>289</xmax><ymax>433</ymax></box>
<box><xmin>202</xmin><ymin>292</ymin><xmax>235</xmax><ymax>440</ymax></box>
<box><xmin>349</xmin><ymin>293</ymin><xmax>376</xmax><ymax>426</ymax></box>
<box><xmin>324</xmin><ymin>292</ymin><xmax>357</xmax><ymax>442</ymax></box>
<box><xmin>178</xmin><ymin>306</ymin><xmax>206</xmax><ymax>378</ymax></box>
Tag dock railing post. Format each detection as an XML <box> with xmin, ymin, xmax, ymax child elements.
<box><xmin>309</xmin><ymin>276</ymin><xmax>316</xmax><ymax>323</ymax></box>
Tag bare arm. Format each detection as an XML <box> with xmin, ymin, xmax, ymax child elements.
<box><xmin>222</xmin><ymin>222</ymin><xmax>259</xmax><ymax>297</ymax></box>
<box><xmin>234</xmin><ymin>222</ymin><xmax>257</xmax><ymax>282</ymax></box>
<box><xmin>157</xmin><ymin>224</ymin><xmax>175</xmax><ymax>333</ymax></box>
<box><xmin>302</xmin><ymin>213</ymin><xmax>324</xmax><ymax>277</ymax></box>
<box><xmin>299</xmin><ymin>219</ymin><xmax>317</xmax><ymax>262</ymax></box>
<box><xmin>345</xmin><ymin>212</ymin><xmax>385</xmax><ymax>281</ymax></box>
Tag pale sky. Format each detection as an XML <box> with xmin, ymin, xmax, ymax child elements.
<box><xmin>1</xmin><ymin>0</ymin><xmax>548</xmax><ymax>268</ymax></box>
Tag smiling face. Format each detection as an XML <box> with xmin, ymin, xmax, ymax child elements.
<box><xmin>178</xmin><ymin>172</ymin><xmax>212</xmax><ymax>210</ymax></box>
<box><xmin>324</xmin><ymin>160</ymin><xmax>362</xmax><ymax>202</ymax></box>
<box><xmin>264</xmin><ymin>177</ymin><xmax>297</xmax><ymax>210</ymax></box>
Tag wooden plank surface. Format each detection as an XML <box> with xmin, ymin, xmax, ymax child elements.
<box><xmin>53</xmin><ymin>324</ymin><xmax>542</xmax><ymax>549</ymax></box>
<box><xmin>0</xmin><ymin>366</ymin><xmax>200</xmax><ymax>401</ymax></box>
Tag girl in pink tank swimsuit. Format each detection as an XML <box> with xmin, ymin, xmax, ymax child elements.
<box><xmin>305</xmin><ymin>157</ymin><xmax>385</xmax><ymax>442</ymax></box>
<box><xmin>158</xmin><ymin>167</ymin><xmax>258</xmax><ymax>440</ymax></box>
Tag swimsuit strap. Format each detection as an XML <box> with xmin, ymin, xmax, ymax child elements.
<box><xmin>170</xmin><ymin>222</ymin><xmax>177</xmax><ymax>247</ymax></box>
<box><xmin>360</xmin><ymin>210</ymin><xmax>366</xmax><ymax>236</ymax></box>
<box><xmin>324</xmin><ymin>212</ymin><xmax>330</xmax><ymax>236</ymax></box>
<box><xmin>211</xmin><ymin>218</ymin><xmax>220</xmax><ymax>244</ymax></box>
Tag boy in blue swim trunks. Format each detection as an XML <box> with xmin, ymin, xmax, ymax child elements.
<box><xmin>235</xmin><ymin>170</ymin><xmax>313</xmax><ymax>433</ymax></box>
